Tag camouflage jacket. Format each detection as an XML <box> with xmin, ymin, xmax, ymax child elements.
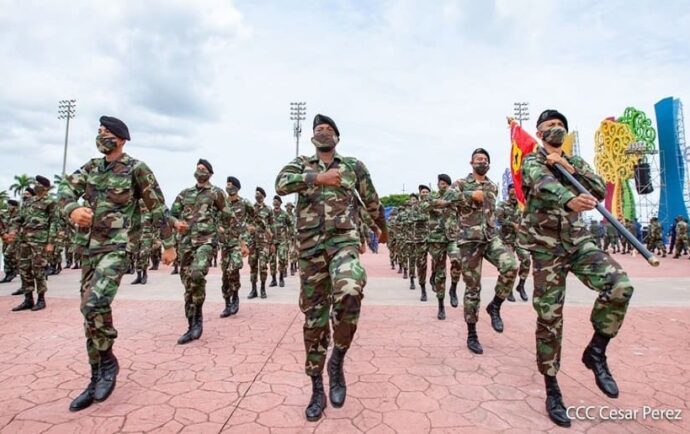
<box><xmin>677</xmin><ymin>220</ymin><xmax>688</xmax><ymax>239</ymax></box>
<box><xmin>0</xmin><ymin>205</ymin><xmax>19</xmax><ymax>236</ymax></box>
<box><xmin>589</xmin><ymin>221</ymin><xmax>602</xmax><ymax>238</ymax></box>
<box><xmin>275</xmin><ymin>152</ymin><xmax>386</xmax><ymax>257</ymax></box>
<box><xmin>219</xmin><ymin>196</ymin><xmax>254</xmax><ymax>247</ymax></box>
<box><xmin>397</xmin><ymin>206</ymin><xmax>413</xmax><ymax>243</ymax></box>
<box><xmin>649</xmin><ymin>222</ymin><xmax>662</xmax><ymax>240</ymax></box>
<box><xmin>495</xmin><ymin>198</ymin><xmax>520</xmax><ymax>245</ymax></box>
<box><xmin>170</xmin><ymin>184</ymin><xmax>235</xmax><ymax>247</ymax></box>
<box><xmin>408</xmin><ymin>202</ymin><xmax>429</xmax><ymax>243</ymax></box>
<box><xmin>419</xmin><ymin>188</ymin><xmax>458</xmax><ymax>243</ymax></box>
<box><xmin>605</xmin><ymin>222</ymin><xmax>618</xmax><ymax>239</ymax></box>
<box><xmin>272</xmin><ymin>207</ymin><xmax>293</xmax><ymax>243</ymax></box>
<box><xmin>250</xmin><ymin>203</ymin><xmax>275</xmax><ymax>243</ymax></box>
<box><xmin>14</xmin><ymin>193</ymin><xmax>58</xmax><ymax>245</ymax></box>
<box><xmin>519</xmin><ymin>147</ymin><xmax>606</xmax><ymax>255</ymax></box>
<box><xmin>452</xmin><ymin>173</ymin><xmax>498</xmax><ymax>244</ymax></box>
<box><xmin>59</xmin><ymin>153</ymin><xmax>175</xmax><ymax>253</ymax></box>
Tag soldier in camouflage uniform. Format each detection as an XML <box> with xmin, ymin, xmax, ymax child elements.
<box><xmin>413</xmin><ymin>185</ymin><xmax>431</xmax><ymax>301</ymax></box>
<box><xmin>647</xmin><ymin>217</ymin><xmax>666</xmax><ymax>257</ymax></box>
<box><xmin>397</xmin><ymin>202</ymin><xmax>412</xmax><ymax>280</ymax></box>
<box><xmin>403</xmin><ymin>195</ymin><xmax>417</xmax><ymax>289</ymax></box>
<box><xmin>0</xmin><ymin>199</ymin><xmax>20</xmax><ymax>283</ymax></box>
<box><xmin>48</xmin><ymin>213</ymin><xmax>69</xmax><ymax>275</ymax></box>
<box><xmin>449</xmin><ymin>149</ymin><xmax>517</xmax><ymax>354</ymax></box>
<box><xmin>589</xmin><ymin>219</ymin><xmax>603</xmax><ymax>249</ymax></box>
<box><xmin>269</xmin><ymin>195</ymin><xmax>292</xmax><ymax>287</ymax></box>
<box><xmin>286</xmin><ymin>202</ymin><xmax>299</xmax><ymax>275</ymax></box>
<box><xmin>170</xmin><ymin>159</ymin><xmax>235</xmax><ymax>344</ymax></box>
<box><xmin>673</xmin><ymin>216</ymin><xmax>688</xmax><ymax>258</ymax></box>
<box><xmin>10</xmin><ymin>175</ymin><xmax>58</xmax><ymax>312</ymax></box>
<box><xmin>248</xmin><ymin>187</ymin><xmax>275</xmax><ymax>298</ymax></box>
<box><xmin>131</xmin><ymin>199</ymin><xmax>154</xmax><ymax>285</ymax></box>
<box><xmin>59</xmin><ymin>116</ymin><xmax>176</xmax><ymax>411</ymax></box>
<box><xmin>387</xmin><ymin>208</ymin><xmax>399</xmax><ymax>270</ymax></box>
<box><xmin>419</xmin><ymin>174</ymin><xmax>460</xmax><ymax>320</ymax></box>
<box><xmin>496</xmin><ymin>184</ymin><xmax>530</xmax><ymax>302</ymax></box>
<box><xmin>520</xmin><ymin>110</ymin><xmax>634</xmax><ymax>427</ymax></box>
<box><xmin>219</xmin><ymin>176</ymin><xmax>252</xmax><ymax>317</ymax></box>
<box><xmin>621</xmin><ymin>219</ymin><xmax>636</xmax><ymax>254</ymax></box>
<box><xmin>150</xmin><ymin>235</ymin><xmax>161</xmax><ymax>270</ymax></box>
<box><xmin>603</xmin><ymin>220</ymin><xmax>620</xmax><ymax>254</ymax></box>
<box><xmin>276</xmin><ymin>114</ymin><xmax>387</xmax><ymax>422</ymax></box>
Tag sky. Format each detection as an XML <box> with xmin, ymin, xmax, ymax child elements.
<box><xmin>1</xmin><ymin>0</ymin><xmax>689</xmax><ymax>205</ymax></box>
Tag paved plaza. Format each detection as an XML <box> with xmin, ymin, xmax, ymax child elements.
<box><xmin>0</xmin><ymin>247</ymin><xmax>688</xmax><ymax>433</ymax></box>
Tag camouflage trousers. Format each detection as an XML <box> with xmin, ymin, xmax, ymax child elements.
<box><xmin>179</xmin><ymin>243</ymin><xmax>213</xmax><ymax>320</ymax></box>
<box><xmin>80</xmin><ymin>250</ymin><xmax>127</xmax><ymax>364</ymax></box>
<box><xmin>450</xmin><ymin>253</ymin><xmax>462</xmax><ymax>284</ymax></box>
<box><xmin>408</xmin><ymin>242</ymin><xmax>428</xmax><ymax>282</ymax></box>
<box><xmin>151</xmin><ymin>242</ymin><xmax>162</xmax><ymax>265</ymax></box>
<box><xmin>506</xmin><ymin>242</ymin><xmax>531</xmax><ymax>280</ymax></box>
<box><xmin>269</xmin><ymin>240</ymin><xmax>289</xmax><ymax>275</ymax></box>
<box><xmin>532</xmin><ymin>241</ymin><xmax>634</xmax><ymax>376</ymax></box>
<box><xmin>428</xmin><ymin>240</ymin><xmax>459</xmax><ymax>300</ymax></box>
<box><xmin>135</xmin><ymin>237</ymin><xmax>153</xmax><ymax>272</ymax></box>
<box><xmin>249</xmin><ymin>238</ymin><xmax>270</xmax><ymax>283</ymax></box>
<box><xmin>300</xmin><ymin>245</ymin><xmax>366</xmax><ymax>376</ymax></box>
<box><xmin>459</xmin><ymin>238</ymin><xmax>517</xmax><ymax>323</ymax></box>
<box><xmin>19</xmin><ymin>242</ymin><xmax>48</xmax><ymax>295</ymax></box>
<box><xmin>388</xmin><ymin>238</ymin><xmax>397</xmax><ymax>264</ymax></box>
<box><xmin>399</xmin><ymin>241</ymin><xmax>411</xmax><ymax>271</ymax></box>
<box><xmin>221</xmin><ymin>243</ymin><xmax>244</xmax><ymax>300</ymax></box>
<box><xmin>604</xmin><ymin>236</ymin><xmax>620</xmax><ymax>252</ymax></box>
<box><xmin>3</xmin><ymin>241</ymin><xmax>18</xmax><ymax>276</ymax></box>
<box><xmin>49</xmin><ymin>241</ymin><xmax>64</xmax><ymax>268</ymax></box>
<box><xmin>647</xmin><ymin>238</ymin><xmax>666</xmax><ymax>255</ymax></box>
<box><xmin>675</xmin><ymin>236</ymin><xmax>688</xmax><ymax>256</ymax></box>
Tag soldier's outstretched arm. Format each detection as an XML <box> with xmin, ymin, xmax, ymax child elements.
<box><xmin>133</xmin><ymin>162</ymin><xmax>175</xmax><ymax>249</ymax></box>
<box><xmin>275</xmin><ymin>157</ymin><xmax>309</xmax><ymax>195</ymax></box>
<box><xmin>353</xmin><ymin>159</ymin><xmax>387</xmax><ymax>233</ymax></box>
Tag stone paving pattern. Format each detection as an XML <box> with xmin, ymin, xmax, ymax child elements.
<box><xmin>0</xmin><ymin>248</ymin><xmax>688</xmax><ymax>433</ymax></box>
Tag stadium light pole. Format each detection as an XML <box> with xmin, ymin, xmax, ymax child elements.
<box><xmin>58</xmin><ymin>99</ymin><xmax>76</xmax><ymax>175</ymax></box>
<box><xmin>290</xmin><ymin>102</ymin><xmax>307</xmax><ymax>157</ymax></box>
<box><xmin>513</xmin><ymin>102</ymin><xmax>529</xmax><ymax>127</ymax></box>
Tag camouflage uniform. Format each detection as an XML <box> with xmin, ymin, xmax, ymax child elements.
<box><xmin>589</xmin><ymin>220</ymin><xmax>603</xmax><ymax>249</ymax></box>
<box><xmin>249</xmin><ymin>202</ymin><xmax>274</xmax><ymax>287</ymax></box>
<box><xmin>49</xmin><ymin>214</ymin><xmax>69</xmax><ymax>273</ymax></box>
<box><xmin>647</xmin><ymin>220</ymin><xmax>666</xmax><ymax>257</ymax></box>
<box><xmin>603</xmin><ymin>221</ymin><xmax>620</xmax><ymax>253</ymax></box>
<box><xmin>398</xmin><ymin>204</ymin><xmax>412</xmax><ymax>279</ymax></box>
<box><xmin>387</xmin><ymin>210</ymin><xmax>399</xmax><ymax>269</ymax></box>
<box><xmin>1</xmin><ymin>203</ymin><xmax>19</xmax><ymax>280</ymax></box>
<box><xmin>408</xmin><ymin>199</ymin><xmax>429</xmax><ymax>287</ymax></box>
<box><xmin>275</xmin><ymin>152</ymin><xmax>386</xmax><ymax>375</ymax></box>
<box><xmin>134</xmin><ymin>201</ymin><xmax>154</xmax><ymax>274</ymax></box>
<box><xmin>286</xmin><ymin>206</ymin><xmax>299</xmax><ymax>274</ymax></box>
<box><xmin>520</xmin><ymin>147</ymin><xmax>634</xmax><ymax>376</ymax></box>
<box><xmin>220</xmin><ymin>196</ymin><xmax>253</xmax><ymax>299</ymax></box>
<box><xmin>15</xmin><ymin>192</ymin><xmax>58</xmax><ymax>297</ymax></box>
<box><xmin>270</xmin><ymin>205</ymin><xmax>293</xmax><ymax>283</ymax></box>
<box><xmin>59</xmin><ymin>153</ymin><xmax>175</xmax><ymax>365</ymax></box>
<box><xmin>496</xmin><ymin>197</ymin><xmax>531</xmax><ymax>280</ymax></box>
<box><xmin>452</xmin><ymin>174</ymin><xmax>517</xmax><ymax>323</ymax></box>
<box><xmin>170</xmin><ymin>184</ymin><xmax>234</xmax><ymax>322</ymax></box>
<box><xmin>674</xmin><ymin>219</ymin><xmax>688</xmax><ymax>258</ymax></box>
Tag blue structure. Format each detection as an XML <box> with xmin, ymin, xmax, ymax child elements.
<box><xmin>654</xmin><ymin>97</ymin><xmax>689</xmax><ymax>234</ymax></box>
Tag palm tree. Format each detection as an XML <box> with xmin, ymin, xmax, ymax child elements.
<box><xmin>9</xmin><ymin>174</ymin><xmax>33</xmax><ymax>197</ymax></box>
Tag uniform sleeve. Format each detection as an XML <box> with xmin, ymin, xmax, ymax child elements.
<box><xmin>169</xmin><ymin>192</ymin><xmax>184</xmax><ymax>224</ymax></box>
<box><xmin>58</xmin><ymin>163</ymin><xmax>89</xmax><ymax>219</ymax></box>
<box><xmin>522</xmin><ymin>156</ymin><xmax>577</xmax><ymax>210</ymax></box>
<box><xmin>571</xmin><ymin>156</ymin><xmax>607</xmax><ymax>201</ymax></box>
<box><xmin>132</xmin><ymin>162</ymin><xmax>175</xmax><ymax>249</ymax></box>
<box><xmin>47</xmin><ymin>199</ymin><xmax>59</xmax><ymax>243</ymax></box>
<box><xmin>275</xmin><ymin>157</ymin><xmax>314</xmax><ymax>195</ymax></box>
<box><xmin>354</xmin><ymin>159</ymin><xmax>387</xmax><ymax>233</ymax></box>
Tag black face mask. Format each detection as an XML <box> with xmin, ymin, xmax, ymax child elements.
<box><xmin>473</xmin><ymin>163</ymin><xmax>489</xmax><ymax>176</ymax></box>
<box><xmin>226</xmin><ymin>187</ymin><xmax>238</xmax><ymax>196</ymax></box>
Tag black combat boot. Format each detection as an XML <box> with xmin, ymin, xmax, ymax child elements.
<box><xmin>279</xmin><ymin>271</ymin><xmax>285</xmax><ymax>287</ymax></box>
<box><xmin>69</xmin><ymin>363</ymin><xmax>99</xmax><ymax>412</ymax></box>
<box><xmin>544</xmin><ymin>375</ymin><xmax>571</xmax><ymax>427</ymax></box>
<box><xmin>269</xmin><ymin>274</ymin><xmax>278</xmax><ymax>287</ymax></box>
<box><xmin>247</xmin><ymin>281</ymin><xmax>258</xmax><ymax>299</ymax></box>
<box><xmin>449</xmin><ymin>282</ymin><xmax>458</xmax><ymax>308</ymax></box>
<box><xmin>582</xmin><ymin>332</ymin><xmax>619</xmax><ymax>398</ymax></box>
<box><xmin>402</xmin><ymin>268</ymin><xmax>408</xmax><ymax>279</ymax></box>
<box><xmin>55</xmin><ymin>263</ymin><xmax>62</xmax><ymax>274</ymax></box>
<box><xmin>420</xmin><ymin>283</ymin><xmax>427</xmax><ymax>302</ymax></box>
<box><xmin>220</xmin><ymin>298</ymin><xmax>233</xmax><ymax>318</ymax></box>
<box><xmin>65</xmin><ymin>258</ymin><xmax>73</xmax><ymax>269</ymax></box>
<box><xmin>506</xmin><ymin>290</ymin><xmax>516</xmax><ymax>302</ymax></box>
<box><xmin>409</xmin><ymin>276</ymin><xmax>415</xmax><ymax>290</ymax></box>
<box><xmin>485</xmin><ymin>296</ymin><xmax>504</xmax><ymax>333</ymax></box>
<box><xmin>229</xmin><ymin>292</ymin><xmax>239</xmax><ymax>316</ymax></box>
<box><xmin>150</xmin><ymin>259</ymin><xmax>159</xmax><ymax>270</ymax></box>
<box><xmin>390</xmin><ymin>260</ymin><xmax>395</xmax><ymax>270</ymax></box>
<box><xmin>516</xmin><ymin>278</ymin><xmax>528</xmax><ymax>301</ymax></box>
<box><xmin>397</xmin><ymin>264</ymin><xmax>403</xmax><ymax>274</ymax></box>
<box><xmin>170</xmin><ymin>264</ymin><xmax>179</xmax><ymax>274</ymax></box>
<box><xmin>327</xmin><ymin>347</ymin><xmax>347</xmax><ymax>407</ymax></box>
<box><xmin>140</xmin><ymin>270</ymin><xmax>148</xmax><ymax>285</ymax></box>
<box><xmin>305</xmin><ymin>374</ymin><xmax>327</xmax><ymax>422</ymax></box>
<box><xmin>177</xmin><ymin>316</ymin><xmax>194</xmax><ymax>345</ymax></box>
<box><xmin>94</xmin><ymin>348</ymin><xmax>119</xmax><ymax>402</ymax></box>
<box><xmin>190</xmin><ymin>309</ymin><xmax>203</xmax><ymax>340</ymax></box>
<box><xmin>11</xmin><ymin>287</ymin><xmax>24</xmax><ymax>296</ymax></box>
<box><xmin>466</xmin><ymin>322</ymin><xmax>483</xmax><ymax>354</ymax></box>
<box><xmin>437</xmin><ymin>297</ymin><xmax>446</xmax><ymax>320</ymax></box>
<box><xmin>12</xmin><ymin>293</ymin><xmax>34</xmax><ymax>311</ymax></box>
<box><xmin>260</xmin><ymin>281</ymin><xmax>267</xmax><ymax>299</ymax></box>
<box><xmin>31</xmin><ymin>293</ymin><xmax>46</xmax><ymax>311</ymax></box>
<box><xmin>131</xmin><ymin>272</ymin><xmax>142</xmax><ymax>285</ymax></box>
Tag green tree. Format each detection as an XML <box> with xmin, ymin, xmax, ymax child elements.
<box><xmin>380</xmin><ymin>194</ymin><xmax>410</xmax><ymax>207</ymax></box>
<box><xmin>9</xmin><ymin>174</ymin><xmax>33</xmax><ymax>197</ymax></box>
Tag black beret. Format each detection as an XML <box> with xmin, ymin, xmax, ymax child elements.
<box><xmin>197</xmin><ymin>159</ymin><xmax>213</xmax><ymax>174</ymax></box>
<box><xmin>99</xmin><ymin>115</ymin><xmax>131</xmax><ymax>140</ymax></box>
<box><xmin>226</xmin><ymin>176</ymin><xmax>241</xmax><ymax>189</ymax></box>
<box><xmin>409</xmin><ymin>193</ymin><xmax>419</xmax><ymax>199</ymax></box>
<box><xmin>256</xmin><ymin>187</ymin><xmax>266</xmax><ymax>197</ymax></box>
<box><xmin>7</xmin><ymin>199</ymin><xmax>19</xmax><ymax>206</ymax></box>
<box><xmin>35</xmin><ymin>175</ymin><xmax>51</xmax><ymax>187</ymax></box>
<box><xmin>313</xmin><ymin>114</ymin><xmax>340</xmax><ymax>137</ymax></box>
<box><xmin>25</xmin><ymin>187</ymin><xmax>35</xmax><ymax>196</ymax></box>
<box><xmin>471</xmin><ymin>148</ymin><xmax>491</xmax><ymax>163</ymax></box>
<box><xmin>536</xmin><ymin>109</ymin><xmax>569</xmax><ymax>132</ymax></box>
<box><xmin>286</xmin><ymin>202</ymin><xmax>294</xmax><ymax>208</ymax></box>
<box><xmin>438</xmin><ymin>174</ymin><xmax>451</xmax><ymax>185</ymax></box>
<box><xmin>418</xmin><ymin>184</ymin><xmax>431</xmax><ymax>192</ymax></box>
<box><xmin>273</xmin><ymin>195</ymin><xmax>282</xmax><ymax>204</ymax></box>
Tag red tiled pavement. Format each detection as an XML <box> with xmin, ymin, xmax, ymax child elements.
<box><xmin>0</xmin><ymin>246</ymin><xmax>688</xmax><ymax>433</ymax></box>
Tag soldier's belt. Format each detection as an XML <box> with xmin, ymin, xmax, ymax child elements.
<box><xmin>86</xmin><ymin>243</ymin><xmax>128</xmax><ymax>255</ymax></box>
